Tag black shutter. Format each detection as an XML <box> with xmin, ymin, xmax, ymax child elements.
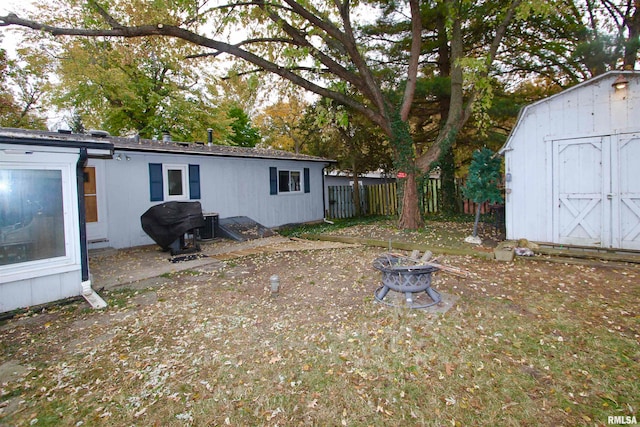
<box><xmin>304</xmin><ymin>168</ymin><xmax>310</xmax><ymax>193</ymax></box>
<box><xmin>269</xmin><ymin>167</ymin><xmax>278</xmax><ymax>195</ymax></box>
<box><xmin>189</xmin><ymin>164</ymin><xmax>201</xmax><ymax>199</ymax></box>
<box><xmin>149</xmin><ymin>163</ymin><xmax>163</xmax><ymax>201</ymax></box>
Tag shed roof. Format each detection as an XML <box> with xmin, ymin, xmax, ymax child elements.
<box><xmin>499</xmin><ymin>70</ymin><xmax>640</xmax><ymax>154</ymax></box>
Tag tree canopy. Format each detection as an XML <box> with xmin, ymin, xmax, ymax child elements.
<box><xmin>0</xmin><ymin>43</ymin><xmax>49</xmax><ymax>129</ymax></box>
<box><xmin>227</xmin><ymin>105</ymin><xmax>261</xmax><ymax>147</ymax></box>
<box><xmin>1</xmin><ymin>0</ymin><xmax>638</xmax><ymax>228</ymax></box>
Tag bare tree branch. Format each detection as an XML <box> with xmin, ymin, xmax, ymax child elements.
<box><xmin>86</xmin><ymin>0</ymin><xmax>124</xmax><ymax>29</ymax></box>
<box><xmin>0</xmin><ymin>12</ymin><xmax>391</xmax><ymax>133</ymax></box>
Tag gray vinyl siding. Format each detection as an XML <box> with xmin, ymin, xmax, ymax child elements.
<box><xmin>0</xmin><ymin>270</ymin><xmax>82</xmax><ymax>313</ymax></box>
<box><xmin>100</xmin><ymin>151</ymin><xmax>326</xmax><ymax>249</ymax></box>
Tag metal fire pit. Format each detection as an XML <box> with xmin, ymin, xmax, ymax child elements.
<box><xmin>373</xmin><ymin>253</ymin><xmax>441</xmax><ymax>309</ymax></box>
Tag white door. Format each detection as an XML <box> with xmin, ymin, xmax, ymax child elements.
<box><xmin>553</xmin><ymin>133</ymin><xmax>640</xmax><ymax>250</ymax></box>
<box><xmin>614</xmin><ymin>133</ymin><xmax>640</xmax><ymax>250</ymax></box>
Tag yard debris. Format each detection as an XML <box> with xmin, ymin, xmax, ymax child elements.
<box><xmin>385</xmin><ymin>252</ymin><xmax>471</xmax><ymax>277</ymax></box>
<box><xmin>514</xmin><ymin>247</ymin><xmax>535</xmax><ymax>256</ymax></box>
<box><xmin>170</xmin><ymin>253</ymin><xmax>209</xmax><ymax>263</ymax></box>
<box><xmin>464</xmin><ymin>235</ymin><xmax>483</xmax><ymax>245</ymax></box>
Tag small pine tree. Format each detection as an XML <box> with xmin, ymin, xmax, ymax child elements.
<box><xmin>462</xmin><ymin>147</ymin><xmax>504</xmax><ymax>238</ymax></box>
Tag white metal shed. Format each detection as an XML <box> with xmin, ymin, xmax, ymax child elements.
<box><xmin>499</xmin><ymin>70</ymin><xmax>640</xmax><ymax>250</ymax></box>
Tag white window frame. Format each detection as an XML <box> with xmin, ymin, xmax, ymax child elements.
<box><xmin>278</xmin><ymin>169</ymin><xmax>302</xmax><ymax>193</ymax></box>
<box><xmin>0</xmin><ymin>154</ymin><xmax>79</xmax><ymax>284</ymax></box>
<box><xmin>163</xmin><ymin>164</ymin><xmax>189</xmax><ymax>201</ymax></box>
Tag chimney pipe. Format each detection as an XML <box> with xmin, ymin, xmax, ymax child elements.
<box><xmin>207</xmin><ymin>128</ymin><xmax>213</xmax><ymax>147</ymax></box>
<box><xmin>162</xmin><ymin>131</ymin><xmax>171</xmax><ymax>143</ymax></box>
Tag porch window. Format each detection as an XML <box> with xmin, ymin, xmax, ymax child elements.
<box><xmin>0</xmin><ymin>169</ymin><xmax>66</xmax><ymax>266</ymax></box>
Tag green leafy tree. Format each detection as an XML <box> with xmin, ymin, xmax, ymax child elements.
<box><xmin>255</xmin><ymin>96</ymin><xmax>308</xmax><ymax>153</ymax></box>
<box><xmin>227</xmin><ymin>105</ymin><xmax>261</xmax><ymax>147</ymax></box>
<box><xmin>0</xmin><ymin>45</ymin><xmax>49</xmax><ymax>129</ymax></box>
<box><xmin>302</xmin><ymin>98</ymin><xmax>393</xmax><ymax>216</ymax></box>
<box><xmin>0</xmin><ymin>47</ymin><xmax>17</xmax><ymax>124</ymax></box>
<box><xmin>48</xmin><ymin>36</ymin><xmax>231</xmax><ymax>141</ymax></box>
<box><xmin>462</xmin><ymin>148</ymin><xmax>504</xmax><ymax>238</ymax></box>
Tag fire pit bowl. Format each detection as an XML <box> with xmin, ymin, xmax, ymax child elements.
<box><xmin>373</xmin><ymin>253</ymin><xmax>441</xmax><ymax>309</ymax></box>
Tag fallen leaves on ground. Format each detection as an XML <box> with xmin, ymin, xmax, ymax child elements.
<box><xmin>0</xmin><ymin>222</ymin><xmax>638</xmax><ymax>426</ymax></box>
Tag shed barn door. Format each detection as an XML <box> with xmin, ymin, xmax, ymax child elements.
<box><xmin>553</xmin><ymin>134</ymin><xmax>640</xmax><ymax>250</ymax></box>
<box><xmin>553</xmin><ymin>137</ymin><xmax>608</xmax><ymax>247</ymax></box>
<box><xmin>614</xmin><ymin>134</ymin><xmax>640</xmax><ymax>250</ymax></box>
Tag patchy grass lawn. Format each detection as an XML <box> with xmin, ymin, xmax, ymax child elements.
<box><xmin>0</xmin><ymin>218</ymin><xmax>638</xmax><ymax>426</ymax></box>
<box><xmin>280</xmin><ymin>214</ymin><xmax>504</xmax><ymax>251</ymax></box>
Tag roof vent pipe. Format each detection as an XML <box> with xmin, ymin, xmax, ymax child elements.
<box><xmin>207</xmin><ymin>128</ymin><xmax>213</xmax><ymax>147</ymax></box>
<box><xmin>162</xmin><ymin>131</ymin><xmax>171</xmax><ymax>143</ymax></box>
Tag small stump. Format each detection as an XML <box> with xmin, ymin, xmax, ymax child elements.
<box><xmin>373</xmin><ymin>253</ymin><xmax>441</xmax><ymax>309</ymax></box>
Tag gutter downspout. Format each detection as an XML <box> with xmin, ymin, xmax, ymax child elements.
<box><xmin>76</xmin><ymin>148</ymin><xmax>107</xmax><ymax>309</ymax></box>
<box><xmin>322</xmin><ymin>164</ymin><xmax>334</xmax><ymax>224</ymax></box>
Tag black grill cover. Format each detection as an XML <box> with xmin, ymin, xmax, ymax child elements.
<box><xmin>141</xmin><ymin>202</ymin><xmax>205</xmax><ymax>250</ymax></box>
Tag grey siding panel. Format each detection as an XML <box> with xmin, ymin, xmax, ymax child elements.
<box><xmin>102</xmin><ymin>152</ymin><xmax>326</xmax><ymax>249</ymax></box>
<box><xmin>0</xmin><ymin>270</ymin><xmax>81</xmax><ymax>313</ymax></box>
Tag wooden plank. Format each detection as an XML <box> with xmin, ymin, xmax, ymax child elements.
<box><xmin>535</xmin><ymin>247</ymin><xmax>640</xmax><ymax>264</ymax></box>
<box><xmin>300</xmin><ymin>233</ymin><xmax>495</xmax><ymax>259</ymax></box>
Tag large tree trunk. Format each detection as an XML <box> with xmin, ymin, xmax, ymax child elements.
<box><xmin>398</xmin><ymin>172</ymin><xmax>424</xmax><ymax>229</ymax></box>
<box><xmin>395</xmin><ymin>0</ymin><xmax>423</xmax><ymax>229</ymax></box>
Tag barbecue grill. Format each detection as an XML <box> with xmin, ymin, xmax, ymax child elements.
<box><xmin>141</xmin><ymin>201</ymin><xmax>205</xmax><ymax>255</ymax></box>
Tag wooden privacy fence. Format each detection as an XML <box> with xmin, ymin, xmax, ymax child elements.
<box><xmin>367</xmin><ymin>183</ymin><xmax>398</xmax><ymax>216</ymax></box>
<box><xmin>327</xmin><ymin>184</ymin><xmax>398</xmax><ymax>219</ymax></box>
<box><xmin>326</xmin><ymin>179</ymin><xmax>491</xmax><ymax>220</ymax></box>
<box><xmin>327</xmin><ymin>185</ymin><xmax>362</xmax><ymax>219</ymax></box>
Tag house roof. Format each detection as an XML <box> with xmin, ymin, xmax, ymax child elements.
<box><xmin>0</xmin><ymin>127</ymin><xmax>113</xmax><ymax>157</ymax></box>
<box><xmin>113</xmin><ymin>137</ymin><xmax>334</xmax><ymax>163</ymax></box>
<box><xmin>0</xmin><ymin>127</ymin><xmax>335</xmax><ymax>163</ymax></box>
<box><xmin>499</xmin><ymin>70</ymin><xmax>640</xmax><ymax>154</ymax></box>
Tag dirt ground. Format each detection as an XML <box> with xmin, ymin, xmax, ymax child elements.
<box><xmin>87</xmin><ymin>235</ymin><xmax>362</xmax><ymax>291</ymax></box>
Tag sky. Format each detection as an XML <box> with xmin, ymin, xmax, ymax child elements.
<box><xmin>0</xmin><ymin>0</ymin><xmax>36</xmax><ymax>56</ymax></box>
<box><xmin>1</xmin><ymin>0</ymin><xmax>71</xmax><ymax>129</ymax></box>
